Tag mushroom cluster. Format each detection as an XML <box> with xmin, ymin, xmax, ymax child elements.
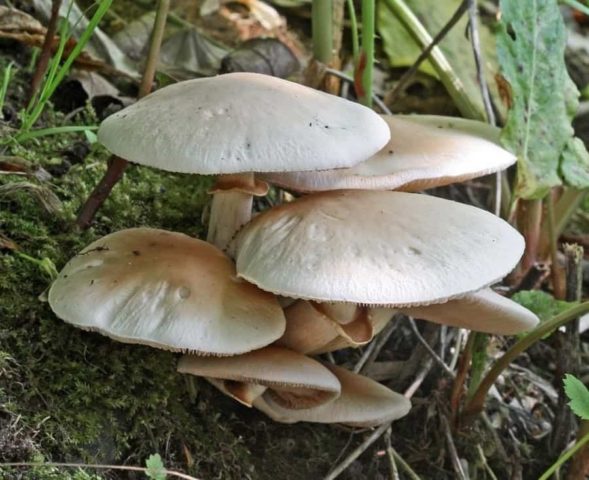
<box><xmin>49</xmin><ymin>72</ymin><xmax>538</xmax><ymax>427</ymax></box>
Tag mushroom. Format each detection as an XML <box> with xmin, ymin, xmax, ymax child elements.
<box><xmin>48</xmin><ymin>228</ymin><xmax>285</xmax><ymax>355</ymax></box>
<box><xmin>231</xmin><ymin>190</ymin><xmax>524</xmax><ymax>306</ymax></box>
<box><xmin>253</xmin><ymin>363</ymin><xmax>411</xmax><ymax>427</ymax></box>
<box><xmin>276</xmin><ymin>300</ymin><xmax>393</xmax><ymax>354</ymax></box>
<box><xmin>400</xmin><ymin>288</ymin><xmax>539</xmax><ymax>335</ymax></box>
<box><xmin>97</xmin><ymin>72</ymin><xmax>390</xmax><ymax>249</ymax></box>
<box><xmin>177</xmin><ymin>346</ymin><xmax>341</xmax><ymax>408</ymax></box>
<box><xmin>259</xmin><ymin>115</ymin><xmax>515</xmax><ymax>192</ymax></box>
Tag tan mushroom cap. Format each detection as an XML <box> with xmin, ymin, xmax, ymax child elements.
<box><xmin>259</xmin><ymin>115</ymin><xmax>515</xmax><ymax>192</ymax></box>
<box><xmin>48</xmin><ymin>228</ymin><xmax>285</xmax><ymax>355</ymax></box>
<box><xmin>178</xmin><ymin>346</ymin><xmax>341</xmax><ymax>409</ymax></box>
<box><xmin>206</xmin><ymin>378</ymin><xmax>267</xmax><ymax>407</ymax></box>
<box><xmin>277</xmin><ymin>301</ymin><xmax>394</xmax><ymax>354</ymax></box>
<box><xmin>401</xmin><ymin>288</ymin><xmax>539</xmax><ymax>335</ymax></box>
<box><xmin>253</xmin><ymin>364</ymin><xmax>411</xmax><ymax>427</ymax></box>
<box><xmin>98</xmin><ymin>72</ymin><xmax>390</xmax><ymax>174</ymax></box>
<box><xmin>232</xmin><ymin>190</ymin><xmax>524</xmax><ymax>306</ymax></box>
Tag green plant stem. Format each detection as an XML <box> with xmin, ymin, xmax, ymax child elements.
<box><xmin>312</xmin><ymin>0</ymin><xmax>333</xmax><ymax>63</ymax></box>
<box><xmin>0</xmin><ymin>62</ymin><xmax>14</xmax><ymax>113</ymax></box>
<box><xmin>15</xmin><ymin>125</ymin><xmax>98</xmax><ymax>142</ymax></box>
<box><xmin>561</xmin><ymin>0</ymin><xmax>589</xmax><ymax>16</ymax></box>
<box><xmin>383</xmin><ymin>0</ymin><xmax>483</xmax><ymax>119</ymax></box>
<box><xmin>139</xmin><ymin>0</ymin><xmax>170</xmax><ymax>98</ymax></box>
<box><xmin>359</xmin><ymin>0</ymin><xmax>375</xmax><ymax>107</ymax></box>
<box><xmin>0</xmin><ymin>462</ymin><xmax>200</xmax><ymax>480</ymax></box>
<box><xmin>19</xmin><ymin>0</ymin><xmax>112</xmax><ymax>136</ymax></box>
<box><xmin>539</xmin><ymin>430</ymin><xmax>589</xmax><ymax>480</ymax></box>
<box><xmin>346</xmin><ymin>0</ymin><xmax>360</xmax><ymax>63</ymax></box>
<box><xmin>462</xmin><ymin>301</ymin><xmax>589</xmax><ymax>419</ymax></box>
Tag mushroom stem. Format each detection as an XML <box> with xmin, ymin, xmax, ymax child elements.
<box><xmin>207</xmin><ymin>173</ymin><xmax>268</xmax><ymax>252</ymax></box>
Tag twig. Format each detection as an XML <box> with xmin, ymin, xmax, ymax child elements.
<box><xmin>450</xmin><ymin>331</ymin><xmax>474</xmax><ymax>424</ymax></box>
<box><xmin>385</xmin><ymin>0</ymin><xmax>468</xmax><ymax>108</ymax></box>
<box><xmin>384</xmin><ymin>427</ymin><xmax>400</xmax><ymax>480</ymax></box>
<box><xmin>442</xmin><ymin>415</ymin><xmax>468</xmax><ymax>480</ymax></box>
<box><xmin>390</xmin><ymin>448</ymin><xmax>422</xmax><ymax>480</ymax></box>
<box><xmin>29</xmin><ymin>0</ymin><xmax>63</xmax><ymax>104</ymax></box>
<box><xmin>325</xmin><ymin>353</ymin><xmax>433</xmax><ymax>480</ymax></box>
<box><xmin>354</xmin><ymin>319</ymin><xmax>397</xmax><ymax>373</ymax></box>
<box><xmin>76</xmin><ymin>0</ymin><xmax>170</xmax><ymax>229</ymax></box>
<box><xmin>324</xmin><ymin>68</ymin><xmax>392</xmax><ymax>114</ymax></box>
<box><xmin>546</xmin><ymin>192</ymin><xmax>566</xmax><ymax>300</ymax></box>
<box><xmin>407</xmin><ymin>318</ymin><xmax>455</xmax><ymax>377</ymax></box>
<box><xmin>466</xmin><ymin>0</ymin><xmax>502</xmax><ymax>217</ymax></box>
<box><xmin>0</xmin><ymin>462</ymin><xmax>200</xmax><ymax>480</ymax></box>
<box><xmin>476</xmin><ymin>444</ymin><xmax>499</xmax><ymax>480</ymax></box>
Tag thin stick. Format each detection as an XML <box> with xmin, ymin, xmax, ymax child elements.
<box><xmin>384</xmin><ymin>0</ymin><xmax>469</xmax><ymax>111</ymax></box>
<box><xmin>29</xmin><ymin>0</ymin><xmax>63</xmax><ymax>104</ymax></box>
<box><xmin>384</xmin><ymin>427</ymin><xmax>400</xmax><ymax>480</ymax></box>
<box><xmin>546</xmin><ymin>192</ymin><xmax>566</xmax><ymax>299</ymax></box>
<box><xmin>442</xmin><ymin>415</ymin><xmax>468</xmax><ymax>480</ymax></box>
<box><xmin>407</xmin><ymin>318</ymin><xmax>455</xmax><ymax>378</ymax></box>
<box><xmin>0</xmin><ymin>462</ymin><xmax>200</xmax><ymax>480</ymax></box>
<box><xmin>324</xmin><ymin>68</ymin><xmax>392</xmax><ymax>113</ymax></box>
<box><xmin>466</xmin><ymin>0</ymin><xmax>501</xmax><ymax>217</ymax></box>
<box><xmin>354</xmin><ymin>320</ymin><xmax>397</xmax><ymax>373</ymax></box>
<box><xmin>476</xmin><ymin>444</ymin><xmax>499</xmax><ymax>480</ymax></box>
<box><xmin>325</xmin><ymin>357</ymin><xmax>433</xmax><ymax>480</ymax></box>
<box><xmin>75</xmin><ymin>0</ymin><xmax>169</xmax><ymax>229</ymax></box>
<box><xmin>390</xmin><ymin>448</ymin><xmax>422</xmax><ymax>480</ymax></box>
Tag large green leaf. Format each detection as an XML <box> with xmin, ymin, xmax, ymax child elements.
<box><xmin>497</xmin><ymin>0</ymin><xmax>589</xmax><ymax>199</ymax></box>
<box><xmin>564</xmin><ymin>374</ymin><xmax>589</xmax><ymax>420</ymax></box>
<box><xmin>377</xmin><ymin>0</ymin><xmax>499</xmax><ymax>120</ymax></box>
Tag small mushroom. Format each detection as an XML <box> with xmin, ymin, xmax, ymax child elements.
<box><xmin>253</xmin><ymin>363</ymin><xmax>411</xmax><ymax>427</ymax></box>
<box><xmin>97</xmin><ymin>72</ymin><xmax>390</xmax><ymax>249</ymax></box>
<box><xmin>231</xmin><ymin>190</ymin><xmax>524</xmax><ymax>306</ymax></box>
<box><xmin>177</xmin><ymin>346</ymin><xmax>341</xmax><ymax>408</ymax></box>
<box><xmin>400</xmin><ymin>288</ymin><xmax>539</xmax><ymax>335</ymax></box>
<box><xmin>48</xmin><ymin>228</ymin><xmax>285</xmax><ymax>355</ymax></box>
<box><xmin>259</xmin><ymin>115</ymin><xmax>516</xmax><ymax>192</ymax></box>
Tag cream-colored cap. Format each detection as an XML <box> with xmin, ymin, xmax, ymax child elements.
<box><xmin>98</xmin><ymin>72</ymin><xmax>390</xmax><ymax>174</ymax></box>
<box><xmin>401</xmin><ymin>288</ymin><xmax>539</xmax><ymax>334</ymax></box>
<box><xmin>253</xmin><ymin>364</ymin><xmax>411</xmax><ymax>427</ymax></box>
<box><xmin>259</xmin><ymin>115</ymin><xmax>515</xmax><ymax>192</ymax></box>
<box><xmin>48</xmin><ymin>228</ymin><xmax>285</xmax><ymax>355</ymax></box>
<box><xmin>232</xmin><ymin>190</ymin><xmax>524</xmax><ymax>306</ymax></box>
<box><xmin>178</xmin><ymin>346</ymin><xmax>341</xmax><ymax>409</ymax></box>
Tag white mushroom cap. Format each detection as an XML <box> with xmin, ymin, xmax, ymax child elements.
<box><xmin>259</xmin><ymin>115</ymin><xmax>515</xmax><ymax>192</ymax></box>
<box><xmin>401</xmin><ymin>288</ymin><xmax>539</xmax><ymax>335</ymax></box>
<box><xmin>253</xmin><ymin>364</ymin><xmax>411</xmax><ymax>427</ymax></box>
<box><xmin>48</xmin><ymin>228</ymin><xmax>285</xmax><ymax>355</ymax></box>
<box><xmin>98</xmin><ymin>72</ymin><xmax>390</xmax><ymax>174</ymax></box>
<box><xmin>178</xmin><ymin>346</ymin><xmax>341</xmax><ymax>408</ymax></box>
<box><xmin>232</xmin><ymin>190</ymin><xmax>525</xmax><ymax>306</ymax></box>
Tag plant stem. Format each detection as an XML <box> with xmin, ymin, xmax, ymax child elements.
<box><xmin>567</xmin><ymin>420</ymin><xmax>589</xmax><ymax>479</ymax></box>
<box><xmin>15</xmin><ymin>125</ymin><xmax>98</xmax><ymax>141</ymax></box>
<box><xmin>561</xmin><ymin>0</ymin><xmax>589</xmax><ymax>16</ymax></box>
<box><xmin>312</xmin><ymin>0</ymin><xmax>333</xmax><ymax>63</ymax></box>
<box><xmin>518</xmin><ymin>198</ymin><xmax>543</xmax><ymax>272</ymax></box>
<box><xmin>28</xmin><ymin>0</ymin><xmax>62</xmax><ymax>104</ymax></box>
<box><xmin>346</xmin><ymin>0</ymin><xmax>360</xmax><ymax>64</ymax></box>
<box><xmin>546</xmin><ymin>192</ymin><xmax>566</xmax><ymax>299</ymax></box>
<box><xmin>539</xmin><ymin>430</ymin><xmax>589</xmax><ymax>480</ymax></box>
<box><xmin>383</xmin><ymin>0</ymin><xmax>482</xmax><ymax>119</ymax></box>
<box><xmin>359</xmin><ymin>0</ymin><xmax>375</xmax><ymax>107</ymax></box>
<box><xmin>462</xmin><ymin>301</ymin><xmax>589</xmax><ymax>420</ymax></box>
<box><xmin>75</xmin><ymin>0</ymin><xmax>169</xmax><ymax>229</ymax></box>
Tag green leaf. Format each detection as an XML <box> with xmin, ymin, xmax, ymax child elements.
<box><xmin>564</xmin><ymin>374</ymin><xmax>589</xmax><ymax>420</ymax></box>
<box><xmin>145</xmin><ymin>453</ymin><xmax>167</xmax><ymax>480</ymax></box>
<box><xmin>561</xmin><ymin>137</ymin><xmax>589</xmax><ymax>189</ymax></box>
<box><xmin>511</xmin><ymin>290</ymin><xmax>574</xmax><ymax>323</ymax></box>
<box><xmin>377</xmin><ymin>0</ymin><xmax>499</xmax><ymax>119</ymax></box>
<box><xmin>497</xmin><ymin>0</ymin><xmax>588</xmax><ymax>199</ymax></box>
